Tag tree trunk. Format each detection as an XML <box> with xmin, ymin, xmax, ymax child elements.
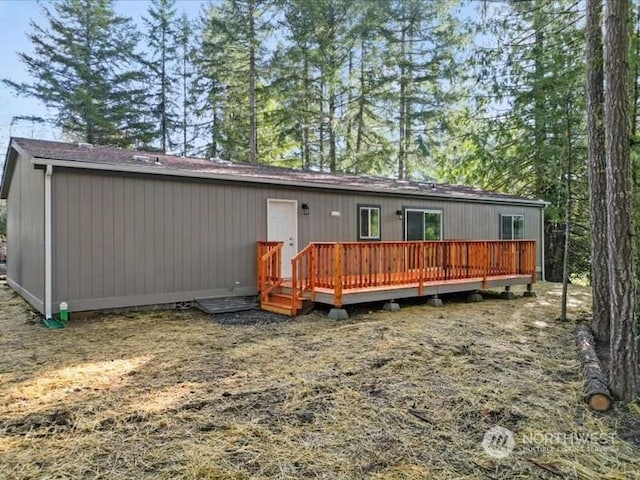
<box><xmin>533</xmin><ymin>1</ymin><xmax>546</xmax><ymax>196</ymax></box>
<box><xmin>303</xmin><ymin>52</ymin><xmax>310</xmax><ymax>169</ymax></box>
<box><xmin>182</xmin><ymin>54</ymin><xmax>187</xmax><ymax>156</ymax></box>
<box><xmin>328</xmin><ymin>79</ymin><xmax>337</xmax><ymax>172</ymax></box>
<box><xmin>398</xmin><ymin>21</ymin><xmax>407</xmax><ymax>180</ymax></box>
<box><xmin>632</xmin><ymin>2</ymin><xmax>640</xmax><ymax>141</ymax></box>
<box><xmin>211</xmin><ymin>110</ymin><xmax>218</xmax><ymax>158</ymax></box>
<box><xmin>405</xmin><ymin>27</ymin><xmax>414</xmax><ymax>180</ymax></box>
<box><xmin>327</xmin><ymin>6</ymin><xmax>337</xmax><ymax>174</ymax></box>
<box><xmin>161</xmin><ymin>22</ymin><xmax>167</xmax><ymax>153</ymax></box>
<box><xmin>586</xmin><ymin>0</ymin><xmax>610</xmax><ymax>342</ymax></box>
<box><xmin>355</xmin><ymin>37</ymin><xmax>366</xmax><ymax>162</ymax></box>
<box><xmin>319</xmin><ymin>78</ymin><xmax>325</xmax><ymax>171</ymax></box>
<box><xmin>248</xmin><ymin>0</ymin><xmax>258</xmax><ymax>164</ymax></box>
<box><xmin>560</xmin><ymin>98</ymin><xmax>573</xmax><ymax>322</ymax></box>
<box><xmin>575</xmin><ymin>323</ymin><xmax>613</xmax><ymax>411</ymax></box>
<box><xmin>345</xmin><ymin>50</ymin><xmax>353</xmax><ymax>159</ymax></box>
<box><xmin>603</xmin><ymin>0</ymin><xmax>639</xmax><ymax>401</ymax></box>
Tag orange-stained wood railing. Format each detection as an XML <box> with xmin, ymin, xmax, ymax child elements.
<box><xmin>291</xmin><ymin>243</ymin><xmax>316</xmax><ymax>305</ymax></box>
<box><xmin>257</xmin><ymin>241</ymin><xmax>284</xmax><ymax>302</ymax></box>
<box><xmin>258</xmin><ymin>240</ymin><xmax>536</xmax><ymax>309</ymax></box>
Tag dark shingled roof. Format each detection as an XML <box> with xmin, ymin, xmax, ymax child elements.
<box><xmin>6</xmin><ymin>137</ymin><xmax>546</xmax><ymax>206</ymax></box>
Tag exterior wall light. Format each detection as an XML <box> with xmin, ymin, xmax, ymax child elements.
<box><xmin>396</xmin><ymin>209</ymin><xmax>403</xmax><ymax>220</ymax></box>
<box><xmin>301</xmin><ymin>203</ymin><xmax>310</xmax><ymax>215</ymax></box>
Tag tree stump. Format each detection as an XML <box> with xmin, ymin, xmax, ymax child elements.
<box><xmin>575</xmin><ymin>323</ymin><xmax>613</xmax><ymax>411</ymax></box>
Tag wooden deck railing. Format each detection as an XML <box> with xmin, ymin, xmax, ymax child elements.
<box><xmin>258</xmin><ymin>240</ymin><xmax>537</xmax><ymax>309</ymax></box>
<box><xmin>257</xmin><ymin>241</ymin><xmax>284</xmax><ymax>302</ymax></box>
<box><xmin>291</xmin><ymin>243</ymin><xmax>315</xmax><ymax>303</ymax></box>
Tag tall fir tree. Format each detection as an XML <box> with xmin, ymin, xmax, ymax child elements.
<box><xmin>195</xmin><ymin>0</ymin><xmax>272</xmax><ymax>163</ymax></box>
<box><xmin>382</xmin><ymin>0</ymin><xmax>467</xmax><ymax>180</ymax></box>
<box><xmin>586</xmin><ymin>0</ymin><xmax>610</xmax><ymax>341</ymax></box>
<box><xmin>434</xmin><ymin>0</ymin><xmax>588</xmax><ymax>281</ymax></box>
<box><xmin>176</xmin><ymin>12</ymin><xmax>197</xmax><ymax>157</ymax></box>
<box><xmin>603</xmin><ymin>0</ymin><xmax>638</xmax><ymax>401</ymax></box>
<box><xmin>143</xmin><ymin>0</ymin><xmax>179</xmax><ymax>153</ymax></box>
<box><xmin>3</xmin><ymin>0</ymin><xmax>152</xmax><ymax>147</ymax></box>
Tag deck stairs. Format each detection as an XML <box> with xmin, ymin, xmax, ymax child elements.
<box><xmin>259</xmin><ymin>283</ymin><xmax>306</xmax><ymax>316</ymax></box>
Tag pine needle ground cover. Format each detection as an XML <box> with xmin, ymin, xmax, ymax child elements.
<box><xmin>0</xmin><ymin>282</ymin><xmax>638</xmax><ymax>479</ymax></box>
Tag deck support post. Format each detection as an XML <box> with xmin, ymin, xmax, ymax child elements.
<box><xmin>500</xmin><ymin>285</ymin><xmax>516</xmax><ymax>300</ymax></box>
<box><xmin>426</xmin><ymin>295</ymin><xmax>443</xmax><ymax>307</ymax></box>
<box><xmin>334</xmin><ymin>243</ymin><xmax>343</xmax><ymax>307</ymax></box>
<box><xmin>328</xmin><ymin>308</ymin><xmax>349</xmax><ymax>320</ymax></box>
<box><xmin>467</xmin><ymin>291</ymin><xmax>483</xmax><ymax>303</ymax></box>
<box><xmin>523</xmin><ymin>283</ymin><xmax>537</xmax><ymax>297</ymax></box>
<box><xmin>383</xmin><ymin>301</ymin><xmax>400</xmax><ymax>312</ymax></box>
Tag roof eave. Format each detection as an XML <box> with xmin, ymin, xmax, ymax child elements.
<box><xmin>30</xmin><ymin>156</ymin><xmax>549</xmax><ymax>207</ymax></box>
<box><xmin>0</xmin><ymin>139</ymin><xmax>29</xmax><ymax>199</ymax></box>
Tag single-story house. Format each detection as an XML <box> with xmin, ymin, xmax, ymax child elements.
<box><xmin>1</xmin><ymin>138</ymin><xmax>546</xmax><ymax>319</ymax></box>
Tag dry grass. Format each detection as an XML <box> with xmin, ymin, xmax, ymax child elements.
<box><xmin>0</xmin><ymin>282</ymin><xmax>639</xmax><ymax>479</ymax></box>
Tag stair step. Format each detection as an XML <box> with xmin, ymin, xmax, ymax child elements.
<box><xmin>261</xmin><ymin>301</ymin><xmax>294</xmax><ymax>316</ymax></box>
<box><xmin>278</xmin><ymin>285</ymin><xmax>293</xmax><ymax>295</ymax></box>
<box><xmin>270</xmin><ymin>293</ymin><xmax>302</xmax><ymax>308</ymax></box>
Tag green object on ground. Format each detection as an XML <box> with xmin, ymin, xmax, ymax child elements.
<box><xmin>59</xmin><ymin>302</ymin><xmax>69</xmax><ymax>322</ymax></box>
<box><xmin>43</xmin><ymin>317</ymin><xmax>65</xmax><ymax>329</ymax></box>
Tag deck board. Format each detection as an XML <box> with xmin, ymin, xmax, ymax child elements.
<box><xmin>282</xmin><ymin>274</ymin><xmax>528</xmax><ymax>294</ymax></box>
<box><xmin>282</xmin><ymin>274</ymin><xmax>531</xmax><ymax>306</ymax></box>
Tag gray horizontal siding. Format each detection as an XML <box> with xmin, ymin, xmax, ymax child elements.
<box><xmin>51</xmin><ymin>168</ymin><xmax>543</xmax><ymax>312</ymax></box>
<box><xmin>6</xmin><ymin>156</ymin><xmax>45</xmax><ymax>311</ymax></box>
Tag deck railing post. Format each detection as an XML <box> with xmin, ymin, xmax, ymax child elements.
<box><xmin>418</xmin><ymin>242</ymin><xmax>425</xmax><ymax>296</ymax></box>
<box><xmin>291</xmin><ymin>259</ymin><xmax>298</xmax><ymax>308</ymax></box>
<box><xmin>334</xmin><ymin>243</ymin><xmax>343</xmax><ymax>307</ymax></box>
<box><xmin>482</xmin><ymin>241</ymin><xmax>488</xmax><ymax>289</ymax></box>
<box><xmin>310</xmin><ymin>244</ymin><xmax>316</xmax><ymax>301</ymax></box>
<box><xmin>257</xmin><ymin>243</ymin><xmax>262</xmax><ymax>293</ymax></box>
<box><xmin>444</xmin><ymin>242</ymin><xmax>449</xmax><ymax>280</ymax></box>
<box><xmin>530</xmin><ymin>241</ymin><xmax>537</xmax><ymax>284</ymax></box>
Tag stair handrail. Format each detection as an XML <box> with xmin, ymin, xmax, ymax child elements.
<box><xmin>257</xmin><ymin>241</ymin><xmax>284</xmax><ymax>301</ymax></box>
<box><xmin>291</xmin><ymin>243</ymin><xmax>317</xmax><ymax>309</ymax></box>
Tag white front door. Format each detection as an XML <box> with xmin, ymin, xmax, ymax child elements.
<box><xmin>267</xmin><ymin>199</ymin><xmax>298</xmax><ymax>278</ymax></box>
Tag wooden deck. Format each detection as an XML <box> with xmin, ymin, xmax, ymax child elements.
<box><xmin>257</xmin><ymin>240</ymin><xmax>537</xmax><ymax>315</ymax></box>
<box><xmin>281</xmin><ymin>273</ymin><xmax>531</xmax><ymax>305</ymax></box>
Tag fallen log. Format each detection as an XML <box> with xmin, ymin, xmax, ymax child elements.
<box><xmin>575</xmin><ymin>323</ymin><xmax>612</xmax><ymax>411</ymax></box>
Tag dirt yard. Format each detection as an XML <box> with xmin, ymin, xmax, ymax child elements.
<box><xmin>0</xmin><ymin>282</ymin><xmax>639</xmax><ymax>479</ymax></box>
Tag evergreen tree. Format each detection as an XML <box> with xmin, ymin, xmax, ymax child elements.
<box><xmin>382</xmin><ymin>0</ymin><xmax>467</xmax><ymax>180</ymax></box>
<box><xmin>176</xmin><ymin>12</ymin><xmax>198</xmax><ymax>157</ymax></box>
<box><xmin>586</xmin><ymin>0</ymin><xmax>610</xmax><ymax>341</ymax></box>
<box><xmin>603</xmin><ymin>0</ymin><xmax>638</xmax><ymax>401</ymax></box>
<box><xmin>434</xmin><ymin>0</ymin><xmax>588</xmax><ymax>281</ymax></box>
<box><xmin>3</xmin><ymin>0</ymin><xmax>152</xmax><ymax>147</ymax></box>
<box><xmin>196</xmin><ymin>0</ymin><xmax>272</xmax><ymax>163</ymax></box>
<box><xmin>143</xmin><ymin>0</ymin><xmax>179</xmax><ymax>153</ymax></box>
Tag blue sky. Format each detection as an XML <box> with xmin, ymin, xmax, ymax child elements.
<box><xmin>0</xmin><ymin>0</ymin><xmax>206</xmax><ymax>158</ymax></box>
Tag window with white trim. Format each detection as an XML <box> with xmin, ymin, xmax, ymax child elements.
<box><xmin>405</xmin><ymin>209</ymin><xmax>442</xmax><ymax>241</ymax></box>
<box><xmin>500</xmin><ymin>214</ymin><xmax>524</xmax><ymax>240</ymax></box>
<box><xmin>358</xmin><ymin>205</ymin><xmax>381</xmax><ymax>240</ymax></box>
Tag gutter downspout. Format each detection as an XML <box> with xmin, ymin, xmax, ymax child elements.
<box><xmin>44</xmin><ymin>164</ymin><xmax>52</xmax><ymax>320</ymax></box>
<box><xmin>541</xmin><ymin>206</ymin><xmax>546</xmax><ymax>282</ymax></box>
